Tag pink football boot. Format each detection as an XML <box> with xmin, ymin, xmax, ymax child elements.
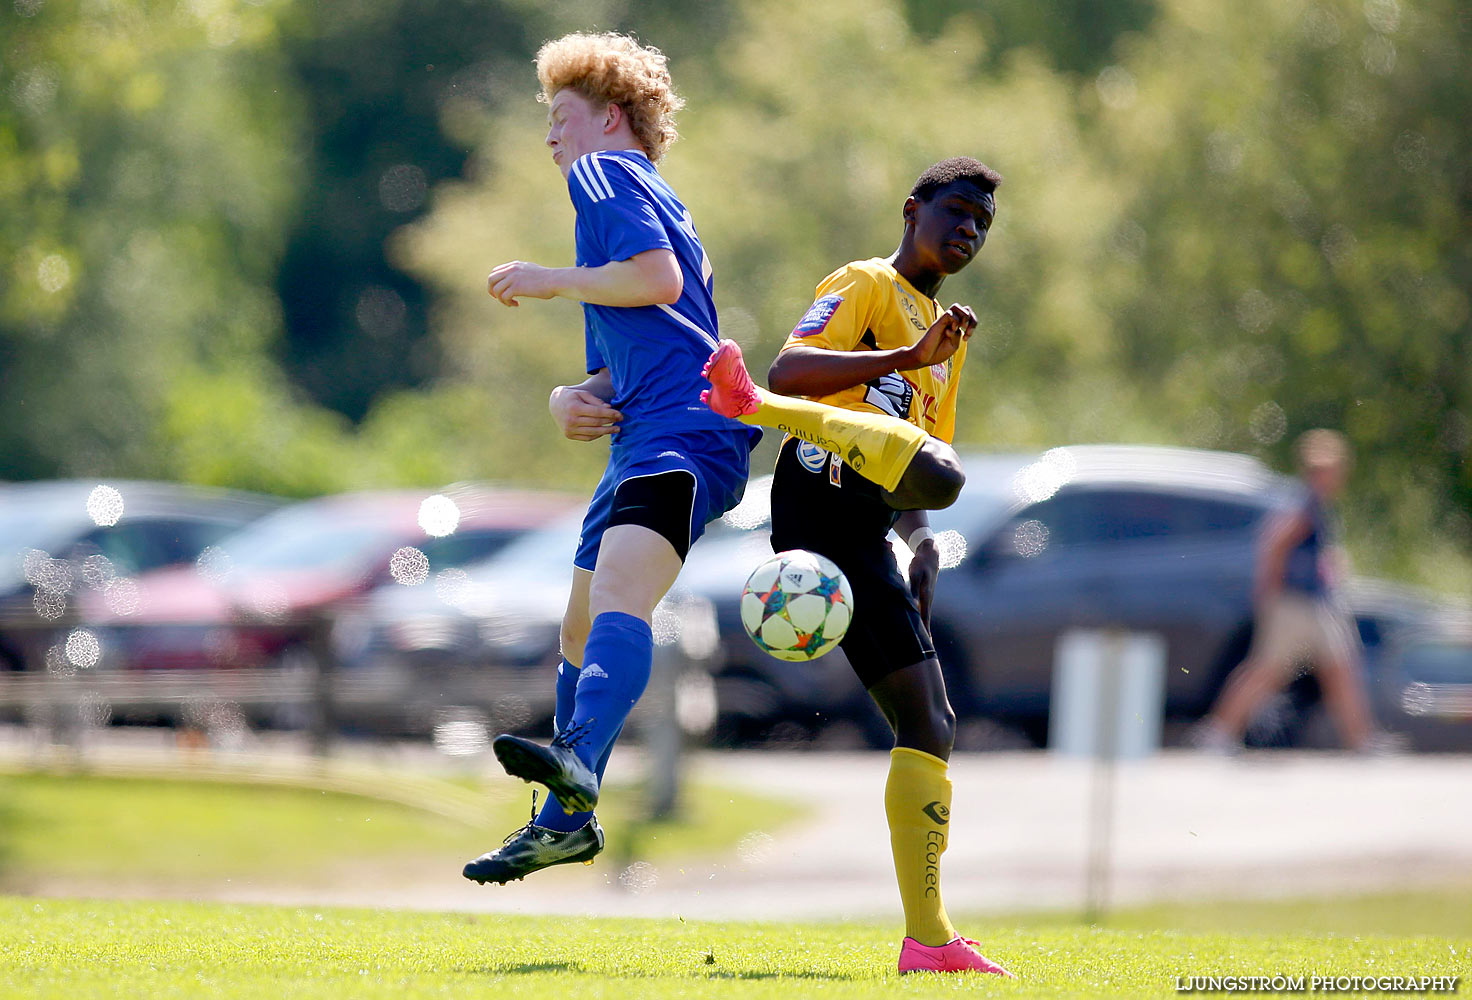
<box><xmin>897</xmin><ymin>936</ymin><xmax>1014</xmax><ymax>976</ymax></box>
<box><xmin>699</xmin><ymin>339</ymin><xmax>763</xmax><ymax>418</ymax></box>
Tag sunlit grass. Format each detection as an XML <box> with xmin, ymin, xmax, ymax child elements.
<box><xmin>0</xmin><ymin>771</ymin><xmax>804</xmax><ymax>893</ymax></box>
<box><xmin>1002</xmin><ymin>886</ymin><xmax>1472</xmax><ymax>940</ymax></box>
<box><xmin>3</xmin><ymin>896</ymin><xmax>1467</xmax><ymax>1000</ymax></box>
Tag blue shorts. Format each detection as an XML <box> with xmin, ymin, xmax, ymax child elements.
<box><xmin>574</xmin><ymin>428</ymin><xmax>757</xmax><ymax>571</ymax></box>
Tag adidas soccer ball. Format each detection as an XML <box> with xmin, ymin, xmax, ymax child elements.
<box><xmin>740</xmin><ymin>549</ymin><xmax>854</xmax><ymax>661</ymax></box>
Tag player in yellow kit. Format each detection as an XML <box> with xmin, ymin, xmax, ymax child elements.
<box><xmin>702</xmin><ymin>157</ymin><xmax>1011</xmax><ymax>976</ymax></box>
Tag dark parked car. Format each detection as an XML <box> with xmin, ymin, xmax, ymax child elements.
<box><xmin>335</xmin><ymin>445</ymin><xmax>1469</xmax><ymax>751</ymax></box>
<box><xmin>681</xmin><ymin>446</ymin><xmax>1300</xmax><ymax>746</ymax></box>
<box><xmin>0</xmin><ymin>480</ymin><xmax>280</xmax><ymax>671</ymax></box>
<box><xmin>1328</xmin><ymin>579</ymin><xmax>1472</xmax><ymax>752</ymax></box>
<box><xmin>926</xmin><ymin>446</ymin><xmax>1286</xmax><ymax>744</ymax></box>
<box><xmin>683</xmin><ymin>445</ymin><xmax>1471</xmax><ymax>750</ymax></box>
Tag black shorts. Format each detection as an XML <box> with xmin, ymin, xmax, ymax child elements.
<box><xmin>606</xmin><ymin>470</ymin><xmax>698</xmax><ymax>561</ymax></box>
<box><xmin>768</xmin><ymin>437</ymin><xmax>935</xmax><ymax>688</ymax></box>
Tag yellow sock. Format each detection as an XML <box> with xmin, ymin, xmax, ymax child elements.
<box><xmin>739</xmin><ymin>389</ymin><xmax>928</xmax><ymax>493</ymax></box>
<box><xmin>884</xmin><ymin>746</ymin><xmax>959</xmax><ymax>946</ymax></box>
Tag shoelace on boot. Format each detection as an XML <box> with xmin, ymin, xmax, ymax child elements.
<box><xmin>550</xmin><ymin>718</ymin><xmax>596</xmax><ymax>751</ymax></box>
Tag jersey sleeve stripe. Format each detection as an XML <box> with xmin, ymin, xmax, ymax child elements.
<box><xmin>571</xmin><ymin>158</ymin><xmax>608</xmax><ymax>202</ymax></box>
<box><xmin>657</xmin><ymin>302</ymin><xmax>720</xmax><ymax>350</ymax></box>
<box><xmin>587</xmin><ymin>153</ymin><xmax>617</xmax><ymax>200</ymax></box>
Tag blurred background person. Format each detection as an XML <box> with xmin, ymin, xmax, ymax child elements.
<box><xmin>1195</xmin><ymin>429</ymin><xmax>1373</xmax><ymax>753</ymax></box>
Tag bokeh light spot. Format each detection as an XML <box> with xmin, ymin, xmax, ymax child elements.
<box><xmin>81</xmin><ymin>554</ymin><xmax>115</xmax><ymax>589</ymax></box>
<box><xmin>1095</xmin><ymin>65</ymin><xmax>1137</xmax><ymax>110</ymax></box>
<box><xmin>86</xmin><ymin>485</ymin><xmax>124</xmax><ymax>526</ymax></box>
<box><xmin>433</xmin><ymin>568</ymin><xmax>470</xmax><ymax>606</ymax></box>
<box><xmin>355</xmin><ymin>285</ymin><xmax>407</xmax><ymax>338</ymax></box>
<box><xmin>64</xmin><ymin>628</ymin><xmax>101</xmax><ymax>668</ymax></box>
<box><xmin>1363</xmin><ymin>0</ymin><xmax>1400</xmax><ymax>34</ymax></box>
<box><xmin>34</xmin><ymin>589</ymin><xmax>66</xmax><ymax>620</ymax></box>
<box><xmin>37</xmin><ymin>254</ymin><xmax>71</xmax><ymax>293</ymax></box>
<box><xmin>1249</xmin><ymin>401</ymin><xmax>1288</xmax><ymax>444</ymax></box>
<box><xmin>617</xmin><ymin>861</ymin><xmax>659</xmax><ymax>894</ymax></box>
<box><xmin>104</xmin><ymin>578</ymin><xmax>142</xmax><ymax>617</ymax></box>
<box><xmin>418</xmin><ymin>494</ymin><xmax>460</xmax><ymax>537</ymax></box>
<box><xmin>722</xmin><ymin>475</ymin><xmax>772</xmax><ymax>530</ymax></box>
<box><xmin>379</xmin><ymin>164</ymin><xmax>427</xmax><ymax>213</ymax></box>
<box><xmin>1014</xmin><ymin>519</ymin><xmax>1050</xmax><ymax>558</ymax></box>
<box><xmin>1362</xmin><ymin>35</ymin><xmax>1396</xmax><ymax>75</ymax></box>
<box><xmin>737</xmin><ymin>831</ymin><xmax>774</xmax><ymax>865</ymax></box>
<box><xmin>195</xmin><ymin>545</ymin><xmax>234</xmax><ymax>582</ymax></box>
<box><xmin>431</xmin><ymin>710</ymin><xmax>489</xmax><ymax>756</ymax></box>
<box><xmin>390</xmin><ymin>546</ymin><xmax>429</xmax><ymax>586</ymax></box>
<box><xmin>936</xmin><ymin>529</ymin><xmax>968</xmax><ymax>570</ymax></box>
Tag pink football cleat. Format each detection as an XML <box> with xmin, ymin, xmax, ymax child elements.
<box><xmin>898</xmin><ymin>936</ymin><xmax>1014</xmax><ymax>976</ymax></box>
<box><xmin>699</xmin><ymin>339</ymin><xmax>763</xmax><ymax>418</ymax></box>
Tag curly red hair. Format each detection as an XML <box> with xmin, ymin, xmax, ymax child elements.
<box><xmin>535</xmin><ymin>32</ymin><xmax>684</xmax><ymax>163</ymax></box>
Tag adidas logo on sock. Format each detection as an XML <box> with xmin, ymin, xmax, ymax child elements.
<box><xmin>580</xmin><ymin>663</ymin><xmax>609</xmax><ymax>680</ymax></box>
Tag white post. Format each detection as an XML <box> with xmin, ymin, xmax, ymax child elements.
<box><xmin>1050</xmin><ymin>628</ymin><xmax>1167</xmax><ymax>920</ymax></box>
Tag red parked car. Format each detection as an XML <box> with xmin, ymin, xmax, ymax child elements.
<box><xmin>83</xmin><ymin>486</ymin><xmax>577</xmax><ymax>672</ymax></box>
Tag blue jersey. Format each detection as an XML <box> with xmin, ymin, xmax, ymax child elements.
<box><xmin>568</xmin><ymin>149</ymin><xmax>748</xmax><ymax>447</ymax></box>
<box><xmin>1283</xmin><ymin>488</ymin><xmax>1331</xmax><ymax>595</ymax></box>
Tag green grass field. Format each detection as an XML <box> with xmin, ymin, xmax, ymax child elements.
<box><xmin>3</xmin><ymin>895</ymin><xmax>1467</xmax><ymax>999</ymax></box>
<box><xmin>2</xmin><ymin>768</ymin><xmax>1468</xmax><ymax>997</ymax></box>
<box><xmin>0</xmin><ymin>769</ymin><xmax>804</xmax><ymax>894</ymax></box>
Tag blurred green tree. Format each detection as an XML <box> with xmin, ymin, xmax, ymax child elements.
<box><xmin>1</xmin><ymin>0</ymin><xmax>1466</xmax><ymax>587</ymax></box>
<box><xmin>1081</xmin><ymin>0</ymin><xmax>1471</xmax><ymax>580</ymax></box>
<box><xmin>0</xmin><ymin>0</ymin><xmax>349</xmax><ymax>494</ymax></box>
<box><xmin>392</xmin><ymin>0</ymin><xmax>1157</xmax><ymax>488</ymax></box>
<box><xmin>267</xmin><ymin>0</ymin><xmax>740</xmax><ymax>423</ymax></box>
<box><xmin>903</xmin><ymin>0</ymin><xmax>1156</xmax><ymax>76</ymax></box>
<box><xmin>269</xmin><ymin>0</ymin><xmax>543</xmax><ymax>421</ymax></box>
<box><xmin>398</xmin><ymin>0</ymin><xmax>1469</xmax><ymax>586</ymax></box>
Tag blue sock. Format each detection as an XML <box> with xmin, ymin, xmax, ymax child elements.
<box><xmin>535</xmin><ymin>660</ymin><xmax>590</xmax><ymax>831</ymax></box>
<box><xmin>535</xmin><ymin>726</ymin><xmax>621</xmax><ymax>832</ymax></box>
<box><xmin>534</xmin><ymin>612</ymin><xmax>651</xmax><ymax>830</ymax></box>
<box><xmin>552</xmin><ymin>659</ymin><xmax>577</xmax><ymax>734</ymax></box>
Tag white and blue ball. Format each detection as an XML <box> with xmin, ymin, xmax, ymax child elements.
<box><xmin>739</xmin><ymin>549</ymin><xmax>854</xmax><ymax>661</ymax></box>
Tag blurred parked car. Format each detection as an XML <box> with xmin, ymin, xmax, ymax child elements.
<box><xmin>348</xmin><ymin>502</ymin><xmax>755</xmax><ymax>671</ymax></box>
<box><xmin>1330</xmin><ymin>580</ymin><xmax>1472</xmax><ymax>752</ymax></box>
<box><xmin>924</xmin><ymin>446</ymin><xmax>1286</xmax><ymax>745</ymax></box>
<box><xmin>680</xmin><ymin>445</ymin><xmax>1468</xmax><ymax>750</ymax></box>
<box><xmin>327</xmin><ymin>445</ymin><xmax>1472</xmax><ymax>752</ymax></box>
<box><xmin>342</xmin><ymin>508</ymin><xmax>735</xmax><ymax>739</ymax></box>
<box><xmin>676</xmin><ymin>447</ymin><xmax>1285</xmax><ymax>745</ymax></box>
<box><xmin>83</xmin><ymin>486</ymin><xmax>576</xmax><ymax>674</ymax></box>
<box><xmin>342</xmin><ymin>510</ymin><xmax>585</xmax><ymax>672</ymax></box>
<box><xmin>0</xmin><ymin>480</ymin><xmax>280</xmax><ymax>671</ymax></box>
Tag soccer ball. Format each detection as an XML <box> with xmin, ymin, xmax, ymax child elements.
<box><xmin>739</xmin><ymin>549</ymin><xmax>854</xmax><ymax>661</ymax></box>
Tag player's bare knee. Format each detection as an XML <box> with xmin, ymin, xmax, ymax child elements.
<box><xmin>559</xmin><ymin>618</ymin><xmax>589</xmax><ymax>667</ymax></box>
<box><xmin>931</xmin><ymin>702</ymin><xmax>957</xmax><ymax>756</ymax></box>
<box><xmin>911</xmin><ymin>443</ymin><xmax>965</xmax><ymax>509</ymax></box>
<box><xmin>894</xmin><ymin>703</ymin><xmax>955</xmax><ymax>758</ymax></box>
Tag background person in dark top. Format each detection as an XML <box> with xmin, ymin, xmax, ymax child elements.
<box><xmin>1197</xmin><ymin>429</ymin><xmax>1372</xmax><ymax>752</ymax></box>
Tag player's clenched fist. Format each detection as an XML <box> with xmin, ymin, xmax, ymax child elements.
<box><xmin>901</xmin><ymin>302</ymin><xmax>977</xmax><ymax>370</ymax></box>
<box><xmin>488</xmin><ymin>260</ymin><xmax>560</xmax><ymax>306</ymax></box>
<box><xmin>549</xmin><ymin>384</ymin><xmax>622</xmax><ymax>441</ymax></box>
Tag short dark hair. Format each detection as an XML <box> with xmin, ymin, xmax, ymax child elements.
<box><xmin>910</xmin><ymin>157</ymin><xmax>1003</xmax><ymax>201</ymax></box>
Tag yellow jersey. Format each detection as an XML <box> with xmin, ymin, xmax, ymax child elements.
<box><xmin>778</xmin><ymin>257</ymin><xmax>966</xmax><ymax>444</ymax></box>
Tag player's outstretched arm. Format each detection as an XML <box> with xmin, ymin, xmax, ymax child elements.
<box><xmin>768</xmin><ymin>304</ymin><xmax>977</xmax><ymax>397</ymax></box>
<box><xmin>550</xmin><ymin>368</ymin><xmax>621</xmax><ymax>441</ymax></box>
<box><xmin>489</xmin><ymin>249</ymin><xmax>682</xmax><ymax>308</ymax></box>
